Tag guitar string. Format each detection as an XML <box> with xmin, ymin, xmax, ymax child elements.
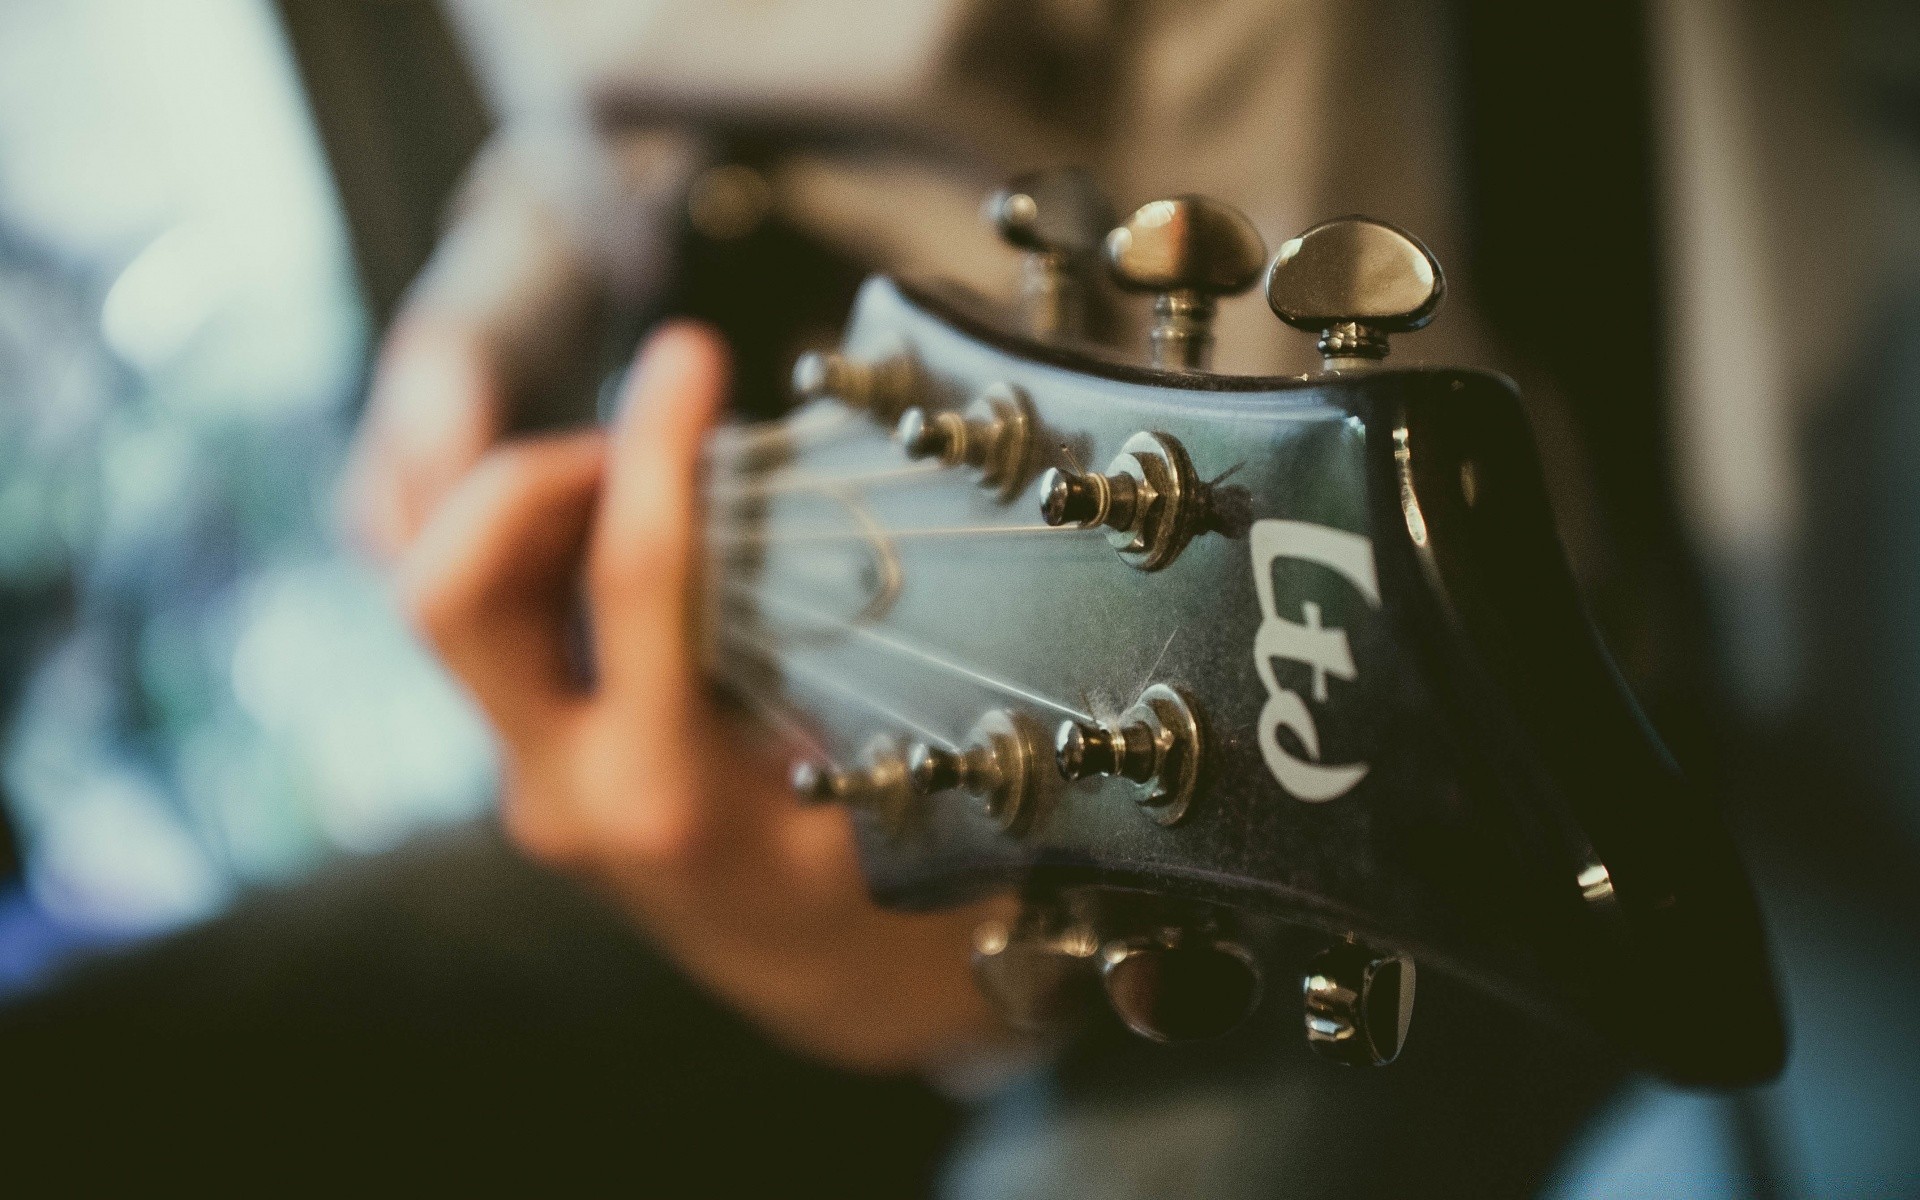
<box><xmin>1136</xmin><ymin>629</ymin><xmax>1179</xmax><ymax>702</ymax></box>
<box><xmin>707</xmin><ymin>460</ymin><xmax>945</xmax><ymax>502</ymax></box>
<box><xmin>706</xmin><ymin>522</ymin><xmax>1081</xmax><ymax>549</ymax></box>
<box><xmin>718</xmin><ymin>626</ymin><xmax>959</xmax><ymax>750</ymax></box>
<box><xmin>726</xmin><ymin>580</ymin><xmax>1095</xmax><ymax>724</ymax></box>
<box><xmin>705</xmin><ymin>406</ymin><xmax>854</xmax><ymax>455</ymax></box>
<box><xmin>702</xmin><ymin>416</ymin><xmax>1095</xmax><ymax>744</ymax></box>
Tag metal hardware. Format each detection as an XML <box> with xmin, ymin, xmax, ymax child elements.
<box><xmin>789</xmin><ymin>759</ymin><xmax>844</xmax><ymax>804</ymax></box>
<box><xmin>1054</xmin><ymin>684</ymin><xmax>1204</xmax><ymax>825</ymax></box>
<box><xmin>904</xmin><ymin>709</ymin><xmax>1042</xmax><ymax>833</ymax></box>
<box><xmin>971</xmin><ymin>900</ymin><xmax>1105</xmax><ymax>1036</ymax></box>
<box><xmin>745</xmin><ymin>274</ymin><xmax>1787</xmax><ymax>1089</ymax></box>
<box><xmin>1264</xmin><ymin>217</ymin><xmax>1445</xmax><ymax>371</ymax></box>
<box><xmin>1302</xmin><ymin>941</ymin><xmax>1417</xmax><ymax>1066</ymax></box>
<box><xmin>894</xmin><ymin>383</ymin><xmax>1035</xmax><ymax>500</ymax></box>
<box><xmin>1104</xmin><ymin>196</ymin><xmax>1267</xmax><ymax>370</ymax></box>
<box><xmin>1038</xmin><ymin>431</ymin><xmax>1203</xmax><ymax>570</ymax></box>
<box><xmin>975</xmin><ymin>886</ymin><xmax>1260</xmax><ymax>1042</ymax></box>
<box><xmin>1101</xmin><ymin>926</ymin><xmax>1263</xmax><ymax>1043</ymax></box>
<box><xmin>788</xmin><ymin>735</ymin><xmax>914</xmax><ymax>833</ymax></box>
<box><xmin>789</xmin><ymin>348</ymin><xmax>918</xmax><ymax>424</ymax></box>
<box><xmin>984</xmin><ymin>168</ymin><xmax>1112</xmax><ymax>339</ymax></box>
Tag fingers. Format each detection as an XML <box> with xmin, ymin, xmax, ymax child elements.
<box><xmin>401</xmin><ymin>430</ymin><xmax>606</xmax><ymax>746</ymax></box>
<box><xmin>587</xmin><ymin>322</ymin><xmax>732</xmax><ymax>697</ymax></box>
<box><xmin>342</xmin><ymin>318</ymin><xmax>504</xmax><ymax>563</ymax></box>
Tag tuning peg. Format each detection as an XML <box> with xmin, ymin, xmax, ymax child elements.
<box><xmin>1104</xmin><ymin>196</ymin><xmax>1266</xmax><ymax>370</ymax></box>
<box><xmin>894</xmin><ymin>383</ymin><xmax>1035</xmax><ymax>499</ymax></box>
<box><xmin>904</xmin><ymin>710</ymin><xmax>1040</xmax><ymax>832</ymax></box>
<box><xmin>1053</xmin><ymin>685</ymin><xmax>1204</xmax><ymax>826</ymax></box>
<box><xmin>1054</xmin><ymin>720</ymin><xmax>1155</xmax><ymax>784</ymax></box>
<box><xmin>1302</xmin><ymin>941</ymin><xmax>1417</xmax><ymax>1066</ymax></box>
<box><xmin>1264</xmin><ymin>217</ymin><xmax>1444</xmax><ymax>370</ymax></box>
<box><xmin>971</xmin><ymin>902</ymin><xmax>1104</xmax><ymax>1035</ymax></box>
<box><xmin>788</xmin><ymin>736</ymin><xmax>913</xmax><ymax>832</ymax></box>
<box><xmin>789</xmin><ymin>759</ymin><xmax>849</xmax><ymax>805</ymax></box>
<box><xmin>985</xmin><ymin>168</ymin><xmax>1113</xmax><ymax>339</ymax></box>
<box><xmin>790</xmin><ymin>348</ymin><xmax>918</xmax><ymax>424</ymax></box>
<box><xmin>1037</xmin><ymin>431</ymin><xmax>1203</xmax><ymax>571</ymax></box>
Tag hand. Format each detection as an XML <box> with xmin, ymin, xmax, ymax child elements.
<box><xmin>399</xmin><ymin>323</ymin><xmax>1011</xmax><ymax>1073</ymax></box>
<box><xmin>341</xmin><ymin>313</ymin><xmax>505</xmax><ymax>563</ymax></box>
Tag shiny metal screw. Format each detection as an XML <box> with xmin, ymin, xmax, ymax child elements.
<box><xmin>1055</xmin><ymin>721</ymin><xmax>1121</xmax><ymax>781</ymax></box>
<box><xmin>1056</xmin><ymin>719</ymin><xmax>1161</xmax><ymax>784</ymax></box>
<box><xmin>985</xmin><ymin>168</ymin><xmax>1112</xmax><ymax>338</ymax></box>
<box><xmin>896</xmin><ymin>385</ymin><xmax>1033</xmax><ymax>496</ymax></box>
<box><xmin>1039</xmin><ymin>468</ymin><xmax>1100</xmax><ymax>526</ymax></box>
<box><xmin>791</xmin><ymin>349</ymin><xmax>914</xmax><ymax>421</ymax></box>
<box><xmin>906</xmin><ymin>744</ymin><xmax>962</xmax><ymax>796</ymax></box>
<box><xmin>896</xmin><ymin>407</ymin><xmax>973</xmax><ymax>468</ymax></box>
<box><xmin>895</xmin><ymin>408</ymin><xmax>949</xmax><ymax>461</ymax></box>
<box><xmin>790</xmin><ymin>350</ymin><xmax>851</xmax><ymax>402</ymax></box>
<box><xmin>1302</xmin><ymin>942</ymin><xmax>1417</xmax><ymax>1066</ymax></box>
<box><xmin>790</xmin><ymin>759</ymin><xmax>843</xmax><ymax>805</ymax></box>
<box><xmin>1038</xmin><ymin>466</ymin><xmax>1138</xmax><ymax>530</ymax></box>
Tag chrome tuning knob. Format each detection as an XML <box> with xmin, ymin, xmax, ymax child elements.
<box><xmin>971</xmin><ymin>900</ymin><xmax>1105</xmax><ymax>1036</ymax></box>
<box><xmin>790</xmin><ymin>348</ymin><xmax>918</xmax><ymax>425</ymax></box>
<box><xmin>985</xmin><ymin>168</ymin><xmax>1112</xmax><ymax>339</ymax></box>
<box><xmin>1302</xmin><ymin>941</ymin><xmax>1417</xmax><ymax>1066</ymax></box>
<box><xmin>1105</xmin><ymin>196</ymin><xmax>1267</xmax><ymax>370</ymax></box>
<box><xmin>1054</xmin><ymin>684</ymin><xmax>1204</xmax><ymax>826</ymax></box>
<box><xmin>895</xmin><ymin>383</ymin><xmax>1035</xmax><ymax>500</ymax></box>
<box><xmin>904</xmin><ymin>710</ymin><xmax>1043</xmax><ymax>833</ymax></box>
<box><xmin>1037</xmin><ymin>431</ymin><xmax>1204</xmax><ymax>571</ymax></box>
<box><xmin>1264</xmin><ymin>217</ymin><xmax>1444</xmax><ymax>370</ymax></box>
<box><xmin>976</xmin><ymin>887</ymin><xmax>1262</xmax><ymax>1043</ymax></box>
<box><xmin>789</xmin><ymin>735</ymin><xmax>913</xmax><ymax>833</ymax></box>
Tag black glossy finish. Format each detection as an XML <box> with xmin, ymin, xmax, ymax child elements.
<box><xmin>725</xmin><ymin>277</ymin><xmax>1785</xmax><ymax>1087</ymax></box>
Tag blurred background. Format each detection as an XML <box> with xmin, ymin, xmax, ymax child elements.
<box><xmin>0</xmin><ymin>0</ymin><xmax>1917</xmax><ymax>1193</ymax></box>
<box><xmin>0</xmin><ymin>0</ymin><xmax>495</xmax><ymax>988</ymax></box>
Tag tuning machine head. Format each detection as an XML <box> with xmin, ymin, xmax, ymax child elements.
<box><xmin>904</xmin><ymin>709</ymin><xmax>1042</xmax><ymax>833</ymax></box>
<box><xmin>790</xmin><ymin>346</ymin><xmax>919</xmax><ymax>425</ymax></box>
<box><xmin>1037</xmin><ymin>431</ymin><xmax>1204</xmax><ymax>571</ymax></box>
<box><xmin>1264</xmin><ymin>217</ymin><xmax>1444</xmax><ymax>370</ymax></box>
<box><xmin>789</xmin><ymin>735</ymin><xmax>913</xmax><ymax>833</ymax></box>
<box><xmin>985</xmin><ymin>168</ymin><xmax>1112</xmax><ymax>339</ymax></box>
<box><xmin>894</xmin><ymin>383</ymin><xmax>1035</xmax><ymax>499</ymax></box>
<box><xmin>1054</xmin><ymin>684</ymin><xmax>1204</xmax><ymax>825</ymax></box>
<box><xmin>1105</xmin><ymin>196</ymin><xmax>1266</xmax><ymax>370</ymax></box>
<box><xmin>1303</xmin><ymin>941</ymin><xmax>1417</xmax><ymax>1066</ymax></box>
<box><xmin>975</xmin><ymin>887</ymin><xmax>1263</xmax><ymax>1044</ymax></box>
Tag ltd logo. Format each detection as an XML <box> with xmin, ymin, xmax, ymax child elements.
<box><xmin>1250</xmin><ymin>520</ymin><xmax>1379</xmax><ymax>802</ymax></box>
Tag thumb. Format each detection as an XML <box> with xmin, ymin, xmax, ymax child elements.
<box><xmin>586</xmin><ymin>322</ymin><xmax>732</xmax><ymax>697</ymax></box>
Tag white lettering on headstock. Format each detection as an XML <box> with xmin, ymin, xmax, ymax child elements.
<box><xmin>1251</xmin><ymin>520</ymin><xmax>1380</xmax><ymax>803</ymax></box>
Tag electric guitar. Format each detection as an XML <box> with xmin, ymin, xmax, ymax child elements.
<box><xmin>699</xmin><ymin>172</ymin><xmax>1784</xmax><ymax>1087</ymax></box>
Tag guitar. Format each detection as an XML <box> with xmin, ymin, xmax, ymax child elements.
<box><xmin>699</xmin><ymin>173</ymin><xmax>1784</xmax><ymax>1088</ymax></box>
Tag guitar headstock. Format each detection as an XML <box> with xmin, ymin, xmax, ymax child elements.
<box><xmin>703</xmin><ymin>178</ymin><xmax>1783</xmax><ymax>1086</ymax></box>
